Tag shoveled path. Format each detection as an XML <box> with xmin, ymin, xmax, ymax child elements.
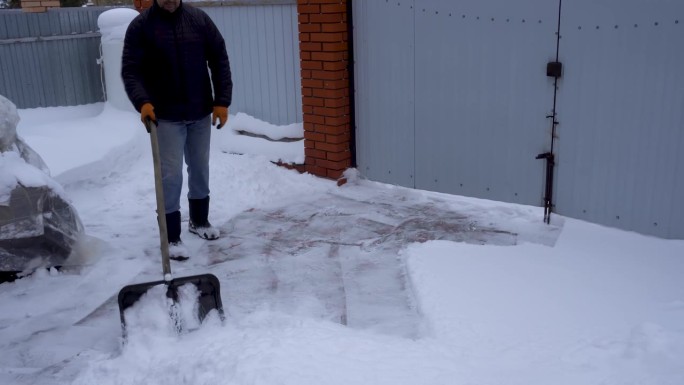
<box><xmin>186</xmin><ymin>183</ymin><xmax>559</xmax><ymax>338</ymax></box>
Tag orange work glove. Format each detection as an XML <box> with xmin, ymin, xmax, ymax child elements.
<box><xmin>212</xmin><ymin>106</ymin><xmax>228</xmax><ymax>129</ymax></box>
<box><xmin>140</xmin><ymin>103</ymin><xmax>156</xmax><ymax>132</ymax></box>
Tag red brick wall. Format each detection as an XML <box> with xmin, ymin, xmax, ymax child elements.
<box><xmin>21</xmin><ymin>0</ymin><xmax>59</xmax><ymax>13</ymax></box>
<box><xmin>297</xmin><ymin>0</ymin><xmax>351</xmax><ymax>180</ymax></box>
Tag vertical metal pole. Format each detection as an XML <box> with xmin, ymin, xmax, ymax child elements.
<box><xmin>541</xmin><ymin>0</ymin><xmax>563</xmax><ymax>224</ymax></box>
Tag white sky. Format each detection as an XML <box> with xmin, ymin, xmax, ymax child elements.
<box><xmin>0</xmin><ymin>7</ymin><xmax>683</xmax><ymax>385</ymax></box>
<box><xmin>0</xmin><ymin>97</ymin><xmax>682</xmax><ymax>385</ymax></box>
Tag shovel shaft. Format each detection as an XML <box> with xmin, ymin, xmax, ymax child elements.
<box><xmin>146</xmin><ymin>119</ymin><xmax>172</xmax><ymax>278</ymax></box>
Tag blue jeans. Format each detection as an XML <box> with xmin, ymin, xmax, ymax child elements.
<box><xmin>156</xmin><ymin>115</ymin><xmax>211</xmax><ymax>214</ymax></box>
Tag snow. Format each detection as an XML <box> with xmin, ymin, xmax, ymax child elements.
<box><xmin>97</xmin><ymin>8</ymin><xmax>138</xmax><ymax>43</ymax></box>
<box><xmin>221</xmin><ymin>112</ymin><xmax>304</xmax><ymax>164</ymax></box>
<box><xmin>0</xmin><ymin>151</ymin><xmax>63</xmax><ymax>204</ymax></box>
<box><xmin>98</xmin><ymin>9</ymin><xmax>139</xmax><ymax>113</ymax></box>
<box><xmin>0</xmin><ymin>99</ymin><xmax>683</xmax><ymax>385</ymax></box>
<box><xmin>0</xmin><ymin>96</ymin><xmax>65</xmax><ymax>204</ymax></box>
<box><xmin>0</xmin><ymin>94</ymin><xmax>19</xmax><ymax>148</ymax></box>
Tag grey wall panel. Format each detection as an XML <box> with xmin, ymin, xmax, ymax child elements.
<box><xmin>555</xmin><ymin>0</ymin><xmax>684</xmax><ymax>238</ymax></box>
<box><xmin>0</xmin><ymin>8</ymin><xmax>106</xmax><ymax>108</ymax></box>
<box><xmin>0</xmin><ymin>36</ymin><xmax>103</xmax><ymax>108</ymax></box>
<box><xmin>204</xmin><ymin>4</ymin><xmax>302</xmax><ymax>125</ymax></box>
<box><xmin>353</xmin><ymin>0</ymin><xmax>416</xmax><ymax>187</ymax></box>
<box><xmin>413</xmin><ymin>0</ymin><xmax>557</xmax><ymax>205</ymax></box>
<box><xmin>0</xmin><ymin>7</ymin><xmax>102</xmax><ymax>39</ymax></box>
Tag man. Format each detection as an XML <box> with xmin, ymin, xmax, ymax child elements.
<box><xmin>122</xmin><ymin>0</ymin><xmax>232</xmax><ymax>260</ymax></box>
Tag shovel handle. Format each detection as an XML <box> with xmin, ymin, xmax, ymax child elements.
<box><xmin>145</xmin><ymin>118</ymin><xmax>172</xmax><ymax>279</ymax></box>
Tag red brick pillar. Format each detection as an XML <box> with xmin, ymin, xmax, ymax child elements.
<box><xmin>297</xmin><ymin>0</ymin><xmax>351</xmax><ymax>180</ymax></box>
<box><xmin>21</xmin><ymin>0</ymin><xmax>59</xmax><ymax>13</ymax></box>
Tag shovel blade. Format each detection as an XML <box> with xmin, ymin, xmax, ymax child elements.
<box><xmin>117</xmin><ymin>273</ymin><xmax>224</xmax><ymax>333</ymax></box>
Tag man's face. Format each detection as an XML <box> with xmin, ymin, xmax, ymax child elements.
<box><xmin>156</xmin><ymin>0</ymin><xmax>180</xmax><ymax>13</ymax></box>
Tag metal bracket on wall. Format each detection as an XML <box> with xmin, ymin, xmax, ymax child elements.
<box><xmin>546</xmin><ymin>61</ymin><xmax>563</xmax><ymax>78</ymax></box>
<box><xmin>538</xmin><ymin>58</ymin><xmax>562</xmax><ymax>224</ymax></box>
<box><xmin>536</xmin><ymin>148</ymin><xmax>556</xmax><ymax>225</ymax></box>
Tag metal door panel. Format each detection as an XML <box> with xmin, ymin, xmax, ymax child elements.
<box><xmin>414</xmin><ymin>0</ymin><xmax>558</xmax><ymax>205</ymax></box>
<box><xmin>555</xmin><ymin>0</ymin><xmax>684</xmax><ymax>238</ymax></box>
<box><xmin>353</xmin><ymin>0</ymin><xmax>416</xmax><ymax>187</ymax></box>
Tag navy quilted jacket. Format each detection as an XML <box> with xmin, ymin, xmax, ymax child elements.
<box><xmin>121</xmin><ymin>1</ymin><xmax>232</xmax><ymax>121</ymax></box>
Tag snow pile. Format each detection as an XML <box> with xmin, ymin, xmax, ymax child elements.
<box><xmin>0</xmin><ymin>94</ymin><xmax>20</xmax><ymax>149</ymax></box>
<box><xmin>98</xmin><ymin>8</ymin><xmax>139</xmax><ymax>112</ymax></box>
<box><xmin>0</xmin><ymin>152</ymin><xmax>63</xmax><ymax>204</ymax></box>
<box><xmin>17</xmin><ymin>103</ymin><xmax>140</xmax><ymax>177</ymax></box>
<box><xmin>97</xmin><ymin>8</ymin><xmax>138</xmax><ymax>43</ymax></box>
<box><xmin>0</xmin><ymin>95</ymin><xmax>62</xmax><ymax>203</ymax></box>
<box><xmin>230</xmin><ymin>112</ymin><xmax>303</xmax><ymax>140</ymax></box>
<box><xmin>217</xmin><ymin>112</ymin><xmax>304</xmax><ymax>164</ymax></box>
<box><xmin>122</xmin><ymin>283</ymin><xmax>214</xmax><ymax>339</ymax></box>
<box><xmin>407</xmin><ymin>221</ymin><xmax>684</xmax><ymax>384</ymax></box>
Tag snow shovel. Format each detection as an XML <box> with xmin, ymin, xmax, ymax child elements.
<box><xmin>117</xmin><ymin>119</ymin><xmax>224</xmax><ymax>337</ymax></box>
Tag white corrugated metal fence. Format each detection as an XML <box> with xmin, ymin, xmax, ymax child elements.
<box><xmin>353</xmin><ymin>0</ymin><xmax>684</xmax><ymax>238</ymax></box>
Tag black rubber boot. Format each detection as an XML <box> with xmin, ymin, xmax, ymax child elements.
<box><xmin>188</xmin><ymin>197</ymin><xmax>210</xmax><ymax>227</ymax></box>
<box><xmin>188</xmin><ymin>196</ymin><xmax>219</xmax><ymax>240</ymax></box>
<box><xmin>165</xmin><ymin>210</ymin><xmax>182</xmax><ymax>243</ymax></box>
<box><xmin>164</xmin><ymin>210</ymin><xmax>189</xmax><ymax>260</ymax></box>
